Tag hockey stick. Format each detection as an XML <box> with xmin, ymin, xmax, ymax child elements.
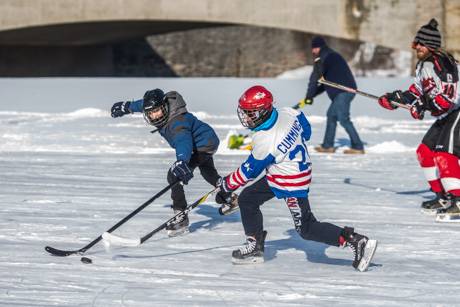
<box><xmin>344</xmin><ymin>178</ymin><xmax>430</xmax><ymax>195</ymax></box>
<box><xmin>318</xmin><ymin>77</ymin><xmax>411</xmax><ymax>110</ymax></box>
<box><xmin>228</xmin><ymin>101</ymin><xmax>305</xmax><ymax>149</ymax></box>
<box><xmin>102</xmin><ymin>187</ymin><xmax>218</xmax><ymax>247</ymax></box>
<box><xmin>45</xmin><ymin>181</ymin><xmax>180</xmax><ymax>257</ymax></box>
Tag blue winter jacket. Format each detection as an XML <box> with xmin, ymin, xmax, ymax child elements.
<box><xmin>130</xmin><ymin>92</ymin><xmax>219</xmax><ymax>163</ymax></box>
<box><xmin>306</xmin><ymin>46</ymin><xmax>357</xmax><ymax>100</ymax></box>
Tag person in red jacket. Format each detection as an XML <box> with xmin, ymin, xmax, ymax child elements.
<box><xmin>377</xmin><ymin>19</ymin><xmax>460</xmax><ymax>222</ymax></box>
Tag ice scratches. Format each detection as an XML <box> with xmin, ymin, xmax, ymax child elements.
<box><xmin>112</xmin><ymin>243</ymin><xmax>238</xmax><ymax>260</ymax></box>
<box><xmin>143</xmin><ymin>268</ymin><xmax>219</xmax><ymax>279</ymax></box>
<box><xmin>69</xmin><ymin>261</ymin><xmax>219</xmax><ymax>279</ymax></box>
<box><xmin>91</xmin><ymin>285</ymin><xmax>228</xmax><ymax>307</ymax></box>
<box><xmin>91</xmin><ymin>285</ymin><xmax>111</xmax><ymax>307</ymax></box>
<box><xmin>22</xmin><ymin>199</ymin><xmax>71</xmax><ymax>204</ymax></box>
<box><xmin>0</xmin><ymin>277</ymin><xmax>92</xmax><ymax>306</ymax></box>
<box><xmin>256</xmin><ymin>279</ymin><xmax>321</xmax><ymax>303</ymax></box>
<box><xmin>266</xmin><ymin>291</ymin><xmax>310</xmax><ymax>300</ymax></box>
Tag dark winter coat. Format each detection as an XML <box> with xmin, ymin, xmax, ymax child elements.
<box><xmin>306</xmin><ymin>46</ymin><xmax>357</xmax><ymax>100</ymax></box>
<box><xmin>130</xmin><ymin>91</ymin><xmax>219</xmax><ymax>163</ymax></box>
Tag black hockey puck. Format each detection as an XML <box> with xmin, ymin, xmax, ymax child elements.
<box><xmin>80</xmin><ymin>256</ymin><xmax>92</xmax><ymax>264</ymax></box>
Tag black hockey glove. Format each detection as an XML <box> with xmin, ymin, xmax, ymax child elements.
<box><xmin>410</xmin><ymin>99</ymin><xmax>425</xmax><ymax>120</ymax></box>
<box><xmin>215</xmin><ymin>177</ymin><xmax>234</xmax><ymax>204</ymax></box>
<box><xmin>170</xmin><ymin>160</ymin><xmax>193</xmax><ymax>185</ymax></box>
<box><xmin>111</xmin><ymin>101</ymin><xmax>132</xmax><ymax>118</ymax></box>
<box><xmin>386</xmin><ymin>90</ymin><xmax>405</xmax><ymax>105</ymax></box>
<box><xmin>388</xmin><ymin>90</ymin><xmax>417</xmax><ymax>105</ymax></box>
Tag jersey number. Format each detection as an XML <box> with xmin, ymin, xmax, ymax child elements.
<box><xmin>288</xmin><ymin>134</ymin><xmax>310</xmax><ymax>171</ymax></box>
<box><xmin>443</xmin><ymin>84</ymin><xmax>456</xmax><ymax>100</ymax></box>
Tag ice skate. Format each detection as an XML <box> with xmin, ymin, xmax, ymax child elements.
<box><xmin>436</xmin><ymin>197</ymin><xmax>460</xmax><ymax>222</ymax></box>
<box><xmin>341</xmin><ymin>227</ymin><xmax>377</xmax><ymax>272</ymax></box>
<box><xmin>218</xmin><ymin>193</ymin><xmax>239</xmax><ymax>215</ymax></box>
<box><xmin>166</xmin><ymin>209</ymin><xmax>189</xmax><ymax>237</ymax></box>
<box><xmin>421</xmin><ymin>193</ymin><xmax>450</xmax><ymax>215</ymax></box>
<box><xmin>232</xmin><ymin>231</ymin><xmax>267</xmax><ymax>264</ymax></box>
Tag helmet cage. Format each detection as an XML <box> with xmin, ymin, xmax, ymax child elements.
<box><xmin>237</xmin><ymin>105</ymin><xmax>272</xmax><ymax>129</ymax></box>
<box><xmin>143</xmin><ymin>102</ymin><xmax>169</xmax><ymax>127</ymax></box>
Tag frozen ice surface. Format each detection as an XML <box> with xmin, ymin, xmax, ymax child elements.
<box><xmin>0</xmin><ymin>78</ymin><xmax>459</xmax><ymax>306</ymax></box>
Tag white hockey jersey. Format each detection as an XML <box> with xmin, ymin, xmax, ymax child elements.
<box><xmin>225</xmin><ymin>108</ymin><xmax>312</xmax><ymax>198</ymax></box>
<box><xmin>405</xmin><ymin>52</ymin><xmax>459</xmax><ymax>119</ymax></box>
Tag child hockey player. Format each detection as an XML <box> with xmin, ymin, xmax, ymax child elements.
<box><xmin>215</xmin><ymin>85</ymin><xmax>377</xmax><ymax>271</ymax></box>
<box><xmin>111</xmin><ymin>88</ymin><xmax>237</xmax><ymax>236</ymax></box>
<box><xmin>377</xmin><ymin>19</ymin><xmax>460</xmax><ymax>222</ymax></box>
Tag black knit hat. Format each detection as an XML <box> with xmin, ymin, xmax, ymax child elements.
<box><xmin>414</xmin><ymin>18</ymin><xmax>442</xmax><ymax>49</ymax></box>
<box><xmin>311</xmin><ymin>36</ymin><xmax>326</xmax><ymax>48</ymax></box>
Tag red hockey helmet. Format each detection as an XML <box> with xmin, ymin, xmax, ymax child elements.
<box><xmin>237</xmin><ymin>85</ymin><xmax>274</xmax><ymax>129</ymax></box>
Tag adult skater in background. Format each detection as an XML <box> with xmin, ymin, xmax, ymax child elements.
<box><xmin>216</xmin><ymin>85</ymin><xmax>376</xmax><ymax>271</ymax></box>
<box><xmin>301</xmin><ymin>36</ymin><xmax>365</xmax><ymax>154</ymax></box>
<box><xmin>111</xmin><ymin>89</ymin><xmax>238</xmax><ymax>236</ymax></box>
<box><xmin>377</xmin><ymin>19</ymin><xmax>460</xmax><ymax>222</ymax></box>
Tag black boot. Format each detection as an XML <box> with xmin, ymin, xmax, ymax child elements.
<box><xmin>232</xmin><ymin>231</ymin><xmax>267</xmax><ymax>264</ymax></box>
<box><xmin>436</xmin><ymin>196</ymin><xmax>460</xmax><ymax>222</ymax></box>
<box><xmin>421</xmin><ymin>193</ymin><xmax>451</xmax><ymax>215</ymax></box>
<box><xmin>165</xmin><ymin>209</ymin><xmax>189</xmax><ymax>237</ymax></box>
<box><xmin>341</xmin><ymin>227</ymin><xmax>377</xmax><ymax>272</ymax></box>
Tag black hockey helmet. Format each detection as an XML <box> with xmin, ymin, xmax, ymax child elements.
<box><xmin>142</xmin><ymin>88</ymin><xmax>169</xmax><ymax>127</ymax></box>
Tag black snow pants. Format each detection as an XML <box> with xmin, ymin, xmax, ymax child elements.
<box><xmin>167</xmin><ymin>152</ymin><xmax>220</xmax><ymax>211</ymax></box>
<box><xmin>238</xmin><ymin>177</ymin><xmax>343</xmax><ymax>246</ymax></box>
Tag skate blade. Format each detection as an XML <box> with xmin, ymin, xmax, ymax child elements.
<box><xmin>436</xmin><ymin>214</ymin><xmax>460</xmax><ymax>223</ymax></box>
<box><xmin>232</xmin><ymin>256</ymin><xmax>264</xmax><ymax>265</ymax></box>
<box><xmin>167</xmin><ymin>227</ymin><xmax>189</xmax><ymax>237</ymax></box>
<box><xmin>357</xmin><ymin>239</ymin><xmax>378</xmax><ymax>272</ymax></box>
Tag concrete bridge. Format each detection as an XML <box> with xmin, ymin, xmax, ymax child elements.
<box><xmin>0</xmin><ymin>0</ymin><xmax>459</xmax><ymax>54</ymax></box>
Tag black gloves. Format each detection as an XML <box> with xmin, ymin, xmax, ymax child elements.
<box><xmin>215</xmin><ymin>177</ymin><xmax>234</xmax><ymax>204</ymax></box>
<box><xmin>170</xmin><ymin>160</ymin><xmax>193</xmax><ymax>184</ymax></box>
<box><xmin>111</xmin><ymin>101</ymin><xmax>132</xmax><ymax>118</ymax></box>
<box><xmin>410</xmin><ymin>99</ymin><xmax>425</xmax><ymax>120</ymax></box>
<box><xmin>386</xmin><ymin>90</ymin><xmax>406</xmax><ymax>105</ymax></box>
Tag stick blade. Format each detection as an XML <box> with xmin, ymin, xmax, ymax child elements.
<box><xmin>102</xmin><ymin>232</ymin><xmax>141</xmax><ymax>247</ymax></box>
<box><xmin>45</xmin><ymin>246</ymin><xmax>80</xmax><ymax>257</ymax></box>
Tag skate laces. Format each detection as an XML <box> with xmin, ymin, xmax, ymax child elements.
<box><xmin>239</xmin><ymin>237</ymin><xmax>257</xmax><ymax>255</ymax></box>
<box><xmin>346</xmin><ymin>234</ymin><xmax>367</xmax><ymax>260</ymax></box>
<box><xmin>439</xmin><ymin>198</ymin><xmax>451</xmax><ymax>209</ymax></box>
<box><xmin>347</xmin><ymin>241</ymin><xmax>358</xmax><ymax>258</ymax></box>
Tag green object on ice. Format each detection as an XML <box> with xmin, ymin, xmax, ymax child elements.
<box><xmin>228</xmin><ymin>134</ymin><xmax>245</xmax><ymax>149</ymax></box>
